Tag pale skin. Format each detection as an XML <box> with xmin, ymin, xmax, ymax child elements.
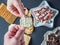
<box><xmin>7</xmin><ymin>0</ymin><xmax>25</xmax><ymax>18</ymax></box>
<box><xmin>4</xmin><ymin>24</ymin><xmax>25</xmax><ymax>45</ymax></box>
<box><xmin>4</xmin><ymin>0</ymin><xmax>25</xmax><ymax>45</ymax></box>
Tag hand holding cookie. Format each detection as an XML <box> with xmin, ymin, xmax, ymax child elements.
<box><xmin>7</xmin><ymin>0</ymin><xmax>25</xmax><ymax>18</ymax></box>
<box><xmin>4</xmin><ymin>24</ymin><xmax>25</xmax><ymax>45</ymax></box>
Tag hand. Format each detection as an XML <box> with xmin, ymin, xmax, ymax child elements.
<box><xmin>7</xmin><ymin>0</ymin><xmax>25</xmax><ymax>18</ymax></box>
<box><xmin>4</xmin><ymin>24</ymin><xmax>25</xmax><ymax>45</ymax></box>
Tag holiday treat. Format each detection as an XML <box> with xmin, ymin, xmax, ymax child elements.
<box><xmin>46</xmin><ymin>31</ymin><xmax>60</xmax><ymax>45</ymax></box>
<box><xmin>30</xmin><ymin>0</ymin><xmax>59</xmax><ymax>28</ymax></box>
<box><xmin>20</xmin><ymin>16</ymin><xmax>34</xmax><ymax>34</ymax></box>
<box><xmin>24</xmin><ymin>34</ymin><xmax>31</xmax><ymax>45</ymax></box>
<box><xmin>41</xmin><ymin>27</ymin><xmax>60</xmax><ymax>45</ymax></box>
<box><xmin>25</xmin><ymin>25</ymin><xmax>34</xmax><ymax>34</ymax></box>
<box><xmin>28</xmin><ymin>10</ymin><xmax>32</xmax><ymax>17</ymax></box>
<box><xmin>34</xmin><ymin>6</ymin><xmax>54</xmax><ymax>23</ymax></box>
<box><xmin>24</xmin><ymin>8</ymin><xmax>29</xmax><ymax>16</ymax></box>
<box><xmin>0</xmin><ymin>3</ymin><xmax>17</xmax><ymax>24</ymax></box>
<box><xmin>20</xmin><ymin>8</ymin><xmax>34</xmax><ymax>34</ymax></box>
<box><xmin>24</xmin><ymin>8</ymin><xmax>32</xmax><ymax>17</ymax></box>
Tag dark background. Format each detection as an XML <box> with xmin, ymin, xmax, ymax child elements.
<box><xmin>0</xmin><ymin>0</ymin><xmax>60</xmax><ymax>45</ymax></box>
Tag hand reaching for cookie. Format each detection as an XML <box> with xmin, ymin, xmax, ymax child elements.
<box><xmin>4</xmin><ymin>24</ymin><xmax>25</xmax><ymax>45</ymax></box>
<box><xmin>7</xmin><ymin>0</ymin><xmax>25</xmax><ymax>18</ymax></box>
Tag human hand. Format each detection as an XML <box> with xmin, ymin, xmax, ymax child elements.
<box><xmin>4</xmin><ymin>24</ymin><xmax>25</xmax><ymax>45</ymax></box>
<box><xmin>7</xmin><ymin>0</ymin><xmax>25</xmax><ymax>18</ymax></box>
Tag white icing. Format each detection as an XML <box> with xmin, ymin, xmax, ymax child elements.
<box><xmin>20</xmin><ymin>17</ymin><xmax>32</xmax><ymax>27</ymax></box>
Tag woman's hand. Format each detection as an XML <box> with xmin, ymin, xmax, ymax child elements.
<box><xmin>7</xmin><ymin>0</ymin><xmax>25</xmax><ymax>18</ymax></box>
<box><xmin>4</xmin><ymin>24</ymin><xmax>25</xmax><ymax>45</ymax></box>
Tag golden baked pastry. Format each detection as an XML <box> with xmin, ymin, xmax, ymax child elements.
<box><xmin>25</xmin><ymin>25</ymin><xmax>34</xmax><ymax>34</ymax></box>
<box><xmin>0</xmin><ymin>3</ymin><xmax>17</xmax><ymax>24</ymax></box>
<box><xmin>20</xmin><ymin>16</ymin><xmax>34</xmax><ymax>34</ymax></box>
<box><xmin>24</xmin><ymin>8</ymin><xmax>31</xmax><ymax>17</ymax></box>
<box><xmin>24</xmin><ymin>34</ymin><xmax>31</xmax><ymax>45</ymax></box>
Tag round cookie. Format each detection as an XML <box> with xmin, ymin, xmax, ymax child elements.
<box><xmin>25</xmin><ymin>10</ymin><xmax>34</xmax><ymax>34</ymax></box>
<box><xmin>20</xmin><ymin>17</ymin><xmax>33</xmax><ymax>28</ymax></box>
<box><xmin>20</xmin><ymin>8</ymin><xmax>34</xmax><ymax>34</ymax></box>
<box><xmin>20</xmin><ymin>16</ymin><xmax>34</xmax><ymax>34</ymax></box>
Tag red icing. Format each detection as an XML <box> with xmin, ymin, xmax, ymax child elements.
<box><xmin>34</xmin><ymin>6</ymin><xmax>54</xmax><ymax>23</ymax></box>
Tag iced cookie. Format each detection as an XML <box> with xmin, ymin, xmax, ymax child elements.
<box><xmin>24</xmin><ymin>8</ymin><xmax>34</xmax><ymax>34</ymax></box>
<box><xmin>20</xmin><ymin>16</ymin><xmax>34</xmax><ymax>34</ymax></box>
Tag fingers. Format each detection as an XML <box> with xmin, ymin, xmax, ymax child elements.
<box><xmin>21</xmin><ymin>3</ymin><xmax>24</xmax><ymax>9</ymax></box>
<box><xmin>7</xmin><ymin>4</ymin><xmax>21</xmax><ymax>17</ymax></box>
<box><xmin>13</xmin><ymin>1</ymin><xmax>25</xmax><ymax>16</ymax></box>
<box><xmin>4</xmin><ymin>31</ymin><xmax>11</xmax><ymax>39</ymax></box>
<box><xmin>8</xmin><ymin>24</ymin><xmax>18</xmax><ymax>38</ymax></box>
<box><xmin>14</xmin><ymin>25</ymin><xmax>25</xmax><ymax>39</ymax></box>
<box><xmin>7</xmin><ymin>0</ymin><xmax>25</xmax><ymax>18</ymax></box>
<box><xmin>20</xmin><ymin>36</ymin><xmax>25</xmax><ymax>45</ymax></box>
<box><xmin>7</xmin><ymin>0</ymin><xmax>13</xmax><ymax>14</ymax></box>
<box><xmin>8</xmin><ymin>24</ymin><xmax>25</xmax><ymax>39</ymax></box>
<box><xmin>4</xmin><ymin>24</ymin><xmax>16</xmax><ymax>39</ymax></box>
<box><xmin>8</xmin><ymin>24</ymin><xmax>16</xmax><ymax>31</ymax></box>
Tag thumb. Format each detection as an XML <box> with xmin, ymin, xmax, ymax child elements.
<box><xmin>13</xmin><ymin>1</ymin><xmax>25</xmax><ymax>17</ymax></box>
<box><xmin>14</xmin><ymin>25</ymin><xmax>24</xmax><ymax>39</ymax></box>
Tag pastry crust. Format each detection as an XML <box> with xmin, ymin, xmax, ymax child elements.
<box><xmin>20</xmin><ymin>8</ymin><xmax>34</xmax><ymax>34</ymax></box>
<box><xmin>27</xmin><ymin>10</ymin><xmax>32</xmax><ymax>17</ymax></box>
<box><xmin>20</xmin><ymin>16</ymin><xmax>34</xmax><ymax>34</ymax></box>
<box><xmin>25</xmin><ymin>25</ymin><xmax>34</xmax><ymax>34</ymax></box>
<box><xmin>24</xmin><ymin>8</ymin><xmax>29</xmax><ymax>16</ymax></box>
<box><xmin>24</xmin><ymin>34</ymin><xmax>31</xmax><ymax>45</ymax></box>
<box><xmin>0</xmin><ymin>3</ymin><xmax>17</xmax><ymax>24</ymax></box>
<box><xmin>25</xmin><ymin>8</ymin><xmax>31</xmax><ymax>17</ymax></box>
